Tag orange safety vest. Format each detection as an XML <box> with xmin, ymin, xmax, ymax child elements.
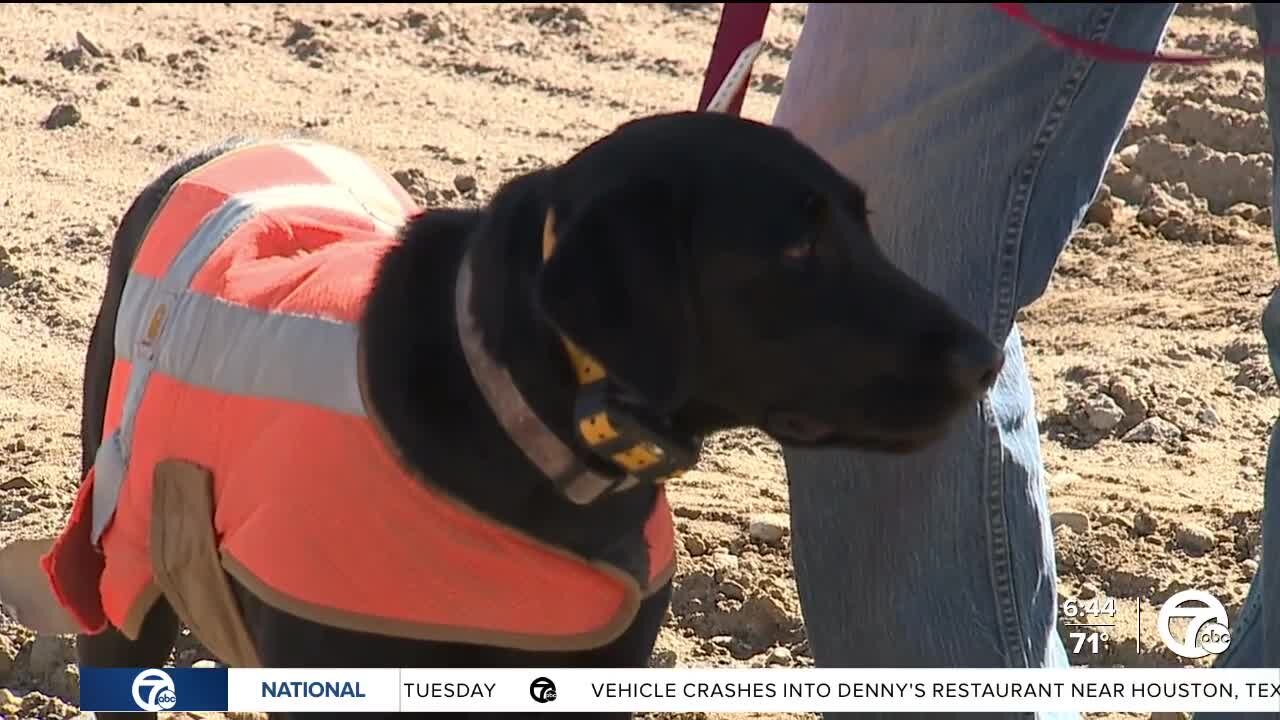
<box><xmin>42</xmin><ymin>139</ymin><xmax>676</xmax><ymax>653</ymax></box>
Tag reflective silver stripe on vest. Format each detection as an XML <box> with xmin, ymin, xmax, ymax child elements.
<box><xmin>90</xmin><ymin>183</ymin><xmax>381</xmax><ymax>544</ymax></box>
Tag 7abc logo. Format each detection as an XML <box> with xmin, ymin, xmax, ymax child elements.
<box><xmin>1157</xmin><ymin>589</ymin><xmax>1232</xmax><ymax>659</ymax></box>
<box><xmin>529</xmin><ymin>676</ymin><xmax>557</xmax><ymax>704</ymax></box>
<box><xmin>132</xmin><ymin>668</ymin><xmax>178</xmax><ymax>712</ymax></box>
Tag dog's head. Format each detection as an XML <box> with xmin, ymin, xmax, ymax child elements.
<box><xmin>534</xmin><ymin>111</ymin><xmax>1003</xmax><ymax>455</ymax></box>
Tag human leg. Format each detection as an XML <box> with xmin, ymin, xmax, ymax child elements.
<box><xmin>1197</xmin><ymin>0</ymin><xmax>1280</xmax><ymax>699</ymax></box>
<box><xmin>772</xmin><ymin>4</ymin><xmax>1175</xmax><ymax>717</ymax></box>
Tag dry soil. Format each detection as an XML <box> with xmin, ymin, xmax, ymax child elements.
<box><xmin>0</xmin><ymin>4</ymin><xmax>1276</xmax><ymax>720</ymax></box>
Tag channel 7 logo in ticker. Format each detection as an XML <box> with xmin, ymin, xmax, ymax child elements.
<box><xmin>79</xmin><ymin>667</ymin><xmax>229</xmax><ymax>712</ymax></box>
<box><xmin>1157</xmin><ymin>589</ymin><xmax>1232</xmax><ymax>659</ymax></box>
<box><xmin>132</xmin><ymin>669</ymin><xmax>177</xmax><ymax>711</ymax></box>
<box><xmin>530</xmin><ymin>676</ymin><xmax>558</xmax><ymax>703</ymax></box>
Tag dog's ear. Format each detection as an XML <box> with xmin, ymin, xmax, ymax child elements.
<box><xmin>535</xmin><ymin>179</ymin><xmax>696</xmax><ymax>414</ymax></box>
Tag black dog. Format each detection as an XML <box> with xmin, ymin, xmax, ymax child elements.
<box><xmin>74</xmin><ymin>110</ymin><xmax>1003</xmax><ymax>719</ymax></box>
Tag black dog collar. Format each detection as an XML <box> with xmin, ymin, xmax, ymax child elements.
<box><xmin>539</xmin><ymin>210</ymin><xmax>697</xmax><ymax>489</ymax></box>
<box><xmin>452</xmin><ymin>211</ymin><xmax>696</xmax><ymax>505</ymax></box>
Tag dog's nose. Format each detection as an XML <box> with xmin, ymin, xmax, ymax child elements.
<box><xmin>945</xmin><ymin>340</ymin><xmax>1005</xmax><ymax>394</ymax></box>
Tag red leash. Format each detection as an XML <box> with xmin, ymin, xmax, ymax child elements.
<box><xmin>696</xmin><ymin>3</ymin><xmax>770</xmax><ymax>115</ymax></box>
<box><xmin>991</xmin><ymin>3</ymin><xmax>1280</xmax><ymax>65</ymax></box>
<box><xmin>698</xmin><ymin>3</ymin><xmax>1280</xmax><ymax>116</ymax></box>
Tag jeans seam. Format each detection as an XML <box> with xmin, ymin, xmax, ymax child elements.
<box><xmin>985</xmin><ymin>5</ymin><xmax>1119</xmax><ymax>681</ymax></box>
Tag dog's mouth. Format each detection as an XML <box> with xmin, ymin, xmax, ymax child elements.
<box><xmin>765</xmin><ymin>411</ymin><xmax>840</xmax><ymax>445</ymax></box>
<box><xmin>763</xmin><ymin>410</ymin><xmax>943</xmax><ymax>454</ymax></box>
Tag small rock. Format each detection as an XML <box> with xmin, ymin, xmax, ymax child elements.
<box><xmin>1053</xmin><ymin>524</ymin><xmax>1076</xmax><ymax>547</ymax></box>
<box><xmin>0</xmin><ymin>476</ymin><xmax>34</xmax><ymax>491</ymax></box>
<box><xmin>767</xmin><ymin>646</ymin><xmax>792</xmax><ymax>665</ymax></box>
<box><xmin>122</xmin><ymin>42</ymin><xmax>147</xmax><ymax>61</ymax></box>
<box><xmin>1223</xmin><ymin>338</ymin><xmax>1260</xmax><ymax>363</ymax></box>
<box><xmin>1084</xmin><ymin>185</ymin><xmax>1116</xmax><ymax>227</ymax></box>
<box><xmin>0</xmin><ymin>635</ymin><xmax>16</xmax><ymax>681</ymax></box>
<box><xmin>1094</xmin><ymin>526</ymin><xmax>1127</xmax><ymax>549</ymax></box>
<box><xmin>48</xmin><ymin>664</ymin><xmax>79</xmax><ymax>700</ymax></box>
<box><xmin>1078</xmin><ymin>583</ymin><xmax>1098</xmax><ymax>600</ymax></box>
<box><xmin>453</xmin><ymin>174</ymin><xmax>477</xmax><ymax>194</ymax></box>
<box><xmin>1107</xmin><ymin>569</ymin><xmax>1159</xmax><ymax>597</ymax></box>
<box><xmin>1257</xmin><ymin>206</ymin><xmax>1273</xmax><ymax>227</ymax></box>
<box><xmin>683</xmin><ymin>535</ymin><xmax>708</xmax><ymax>557</ymax></box>
<box><xmin>1051</xmin><ymin>510</ymin><xmax>1090</xmax><ymax>535</ymax></box>
<box><xmin>1108</xmin><ymin>379</ymin><xmax>1149</xmax><ymax>423</ymax></box>
<box><xmin>1122</xmin><ymin>417</ymin><xmax>1182</xmax><ymax>443</ymax></box>
<box><xmin>392</xmin><ymin>168</ymin><xmax>434</xmax><ymax>203</ymax></box>
<box><xmin>43</xmin><ymin>103</ymin><xmax>81</xmax><ymax>130</ymax></box>
<box><xmin>1234</xmin><ymin>356</ymin><xmax>1277</xmax><ymax>395</ymax></box>
<box><xmin>127</xmin><ymin>96</ymin><xmax>140</xmax><ymax>107</ymax></box>
<box><xmin>1167</xmin><ymin>346</ymin><xmax>1194</xmax><ymax>362</ymax></box>
<box><xmin>405</xmin><ymin>9</ymin><xmax>431</xmax><ymax>28</ymax></box>
<box><xmin>710</xmin><ymin>635</ymin><xmax>735</xmax><ymax>648</ymax></box>
<box><xmin>719</xmin><ymin>580</ymin><xmax>746</xmax><ymax>602</ymax></box>
<box><xmin>710</xmin><ymin>552</ymin><xmax>739</xmax><ymax>579</ymax></box>
<box><xmin>649</xmin><ymin>648</ymin><xmax>677</xmax><ymax>668</ymax></box>
<box><xmin>284</xmin><ymin>20</ymin><xmax>315</xmax><ymax>47</ymax></box>
<box><xmin>1175</xmin><ymin>523</ymin><xmax>1217</xmax><ymax>555</ymax></box>
<box><xmin>392</xmin><ymin>168</ymin><xmax>423</xmax><ymax>186</ymax></box>
<box><xmin>76</xmin><ymin>31</ymin><xmax>104</xmax><ymax>58</ymax></box>
<box><xmin>1225</xmin><ymin>202</ymin><xmax>1259</xmax><ymax>220</ymax></box>
<box><xmin>1133</xmin><ymin>509</ymin><xmax>1158</xmax><ymax>537</ymax></box>
<box><xmin>1084</xmin><ymin>394</ymin><xmax>1125</xmax><ymax>431</ymax></box>
<box><xmin>741</xmin><ymin>594</ymin><xmax>794</xmax><ymax>635</ymax></box>
<box><xmin>1137</xmin><ymin>185</ymin><xmax>1180</xmax><ymax>227</ymax></box>
<box><xmin>1098</xmin><ymin>514</ymin><xmax>1134</xmax><ymax>534</ymax></box>
<box><xmin>1197</xmin><ymin>406</ymin><xmax>1221</xmax><ymax>427</ymax></box>
<box><xmin>747</xmin><ymin>514</ymin><xmax>788</xmax><ymax>545</ymax></box>
<box><xmin>52</xmin><ymin>46</ymin><xmax>87</xmax><ymax>70</ymax></box>
<box><xmin>1242</xmin><ymin>558</ymin><xmax>1259</xmax><ymax>577</ymax></box>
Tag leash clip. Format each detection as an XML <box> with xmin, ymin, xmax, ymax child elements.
<box><xmin>573</xmin><ymin>382</ymin><xmax>697</xmax><ymax>487</ymax></box>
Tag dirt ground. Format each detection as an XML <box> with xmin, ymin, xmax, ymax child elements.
<box><xmin>0</xmin><ymin>3</ymin><xmax>1276</xmax><ymax>720</ymax></box>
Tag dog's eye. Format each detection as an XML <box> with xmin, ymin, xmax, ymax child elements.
<box><xmin>780</xmin><ymin>194</ymin><xmax>828</xmax><ymax>270</ymax></box>
<box><xmin>780</xmin><ymin>234</ymin><xmax>818</xmax><ymax>269</ymax></box>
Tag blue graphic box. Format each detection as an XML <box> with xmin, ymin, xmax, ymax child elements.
<box><xmin>80</xmin><ymin>667</ymin><xmax>229</xmax><ymax>712</ymax></box>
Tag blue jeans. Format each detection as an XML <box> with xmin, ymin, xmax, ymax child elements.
<box><xmin>772</xmin><ymin>4</ymin><xmax>1280</xmax><ymax>718</ymax></box>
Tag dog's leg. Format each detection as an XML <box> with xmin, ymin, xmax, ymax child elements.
<box><xmin>76</xmin><ymin>601</ymin><xmax>180</xmax><ymax>720</ymax></box>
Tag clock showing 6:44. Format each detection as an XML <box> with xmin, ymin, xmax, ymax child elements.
<box><xmin>1062</xmin><ymin>594</ymin><xmax>1117</xmax><ymax>619</ymax></box>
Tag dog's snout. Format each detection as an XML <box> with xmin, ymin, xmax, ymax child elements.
<box><xmin>944</xmin><ymin>339</ymin><xmax>1005</xmax><ymax>394</ymax></box>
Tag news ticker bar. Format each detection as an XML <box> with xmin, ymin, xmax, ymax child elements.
<box><xmin>81</xmin><ymin>667</ymin><xmax>1280</xmax><ymax>714</ymax></box>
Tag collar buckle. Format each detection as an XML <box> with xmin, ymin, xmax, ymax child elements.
<box><xmin>573</xmin><ymin>381</ymin><xmax>697</xmax><ymax>486</ymax></box>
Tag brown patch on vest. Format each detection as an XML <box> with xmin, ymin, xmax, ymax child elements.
<box><xmin>150</xmin><ymin>459</ymin><xmax>263</xmax><ymax>667</ymax></box>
